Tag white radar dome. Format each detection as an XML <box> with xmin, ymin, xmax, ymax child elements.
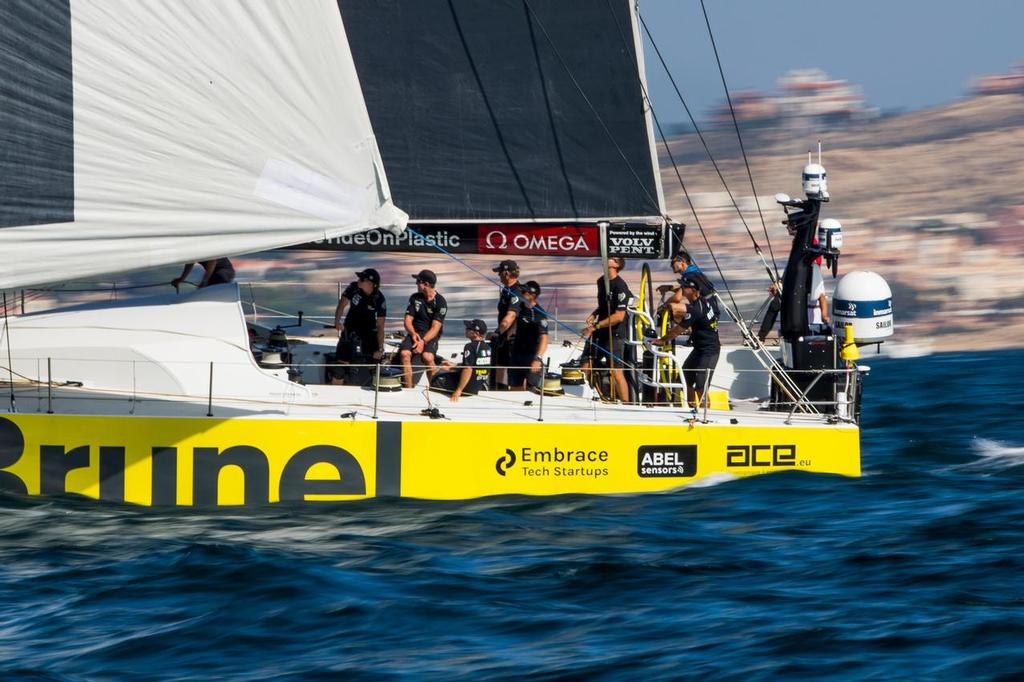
<box><xmin>832</xmin><ymin>271</ymin><xmax>893</xmax><ymax>342</ymax></box>
<box><xmin>818</xmin><ymin>218</ymin><xmax>843</xmax><ymax>250</ymax></box>
<box><xmin>802</xmin><ymin>163</ymin><xmax>828</xmax><ymax>198</ymax></box>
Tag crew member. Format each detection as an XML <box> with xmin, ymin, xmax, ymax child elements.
<box><xmin>491</xmin><ymin>260</ymin><xmax>523</xmax><ymax>389</ymax></box>
<box><xmin>171</xmin><ymin>258</ymin><xmax>235</xmax><ymax>289</ymax></box>
<box><xmin>399</xmin><ymin>269</ymin><xmax>447</xmax><ymax>388</ymax></box>
<box><xmin>581</xmin><ymin>256</ymin><xmax>632</xmax><ymax>402</ymax></box>
<box><xmin>653</xmin><ymin>277</ymin><xmax>720</xmax><ymax>408</ymax></box>
<box><xmin>508</xmin><ymin>281</ymin><xmax>548</xmax><ymax>390</ymax></box>
<box><xmin>331</xmin><ymin>268</ymin><xmax>386</xmax><ymax>383</ymax></box>
<box><xmin>430</xmin><ymin>319</ymin><xmax>491</xmax><ymax>402</ymax></box>
<box><xmin>657</xmin><ymin>250</ymin><xmax>715</xmax><ymax>324</ymax></box>
<box><xmin>808</xmin><ymin>256</ymin><xmax>829</xmax><ymax>332</ymax></box>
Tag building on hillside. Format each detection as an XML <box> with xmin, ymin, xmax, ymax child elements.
<box><xmin>971</xmin><ymin>62</ymin><xmax>1024</xmax><ymax>96</ymax></box>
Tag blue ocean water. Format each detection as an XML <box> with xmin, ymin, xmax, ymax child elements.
<box><xmin>1</xmin><ymin>350</ymin><xmax>1022</xmax><ymax>680</ymax></box>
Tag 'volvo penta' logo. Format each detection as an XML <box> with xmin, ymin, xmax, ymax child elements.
<box><xmin>495</xmin><ymin>448</ymin><xmax>517</xmax><ymax>476</ymax></box>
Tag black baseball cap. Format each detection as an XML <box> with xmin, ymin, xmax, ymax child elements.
<box><xmin>412</xmin><ymin>269</ymin><xmax>437</xmax><ymax>286</ymax></box>
<box><xmin>464</xmin><ymin>319</ymin><xmax>488</xmax><ymax>334</ymax></box>
<box><xmin>521</xmin><ymin>280</ymin><xmax>541</xmax><ymax>296</ymax></box>
<box><xmin>680</xmin><ymin>277</ymin><xmax>701</xmax><ymax>290</ymax></box>
<box><xmin>355</xmin><ymin>268</ymin><xmax>380</xmax><ymax>285</ymax></box>
<box><xmin>492</xmin><ymin>259</ymin><xmax>519</xmax><ymax>273</ymax></box>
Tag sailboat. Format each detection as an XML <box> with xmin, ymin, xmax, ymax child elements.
<box><xmin>0</xmin><ymin>1</ymin><xmax>889</xmax><ymax>506</ymax></box>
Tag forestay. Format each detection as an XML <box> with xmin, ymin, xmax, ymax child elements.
<box><xmin>0</xmin><ymin>0</ymin><xmax>407</xmax><ymax>290</ymax></box>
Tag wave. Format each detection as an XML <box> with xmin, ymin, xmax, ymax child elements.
<box><xmin>957</xmin><ymin>438</ymin><xmax>1024</xmax><ymax>472</ymax></box>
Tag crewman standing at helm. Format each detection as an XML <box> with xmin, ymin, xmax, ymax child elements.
<box><xmin>653</xmin><ymin>277</ymin><xmax>720</xmax><ymax>408</ymax></box>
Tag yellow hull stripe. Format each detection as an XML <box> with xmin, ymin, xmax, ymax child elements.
<box><xmin>0</xmin><ymin>415</ymin><xmax>859</xmax><ymax>506</ymax></box>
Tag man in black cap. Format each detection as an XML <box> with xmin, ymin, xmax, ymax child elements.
<box><xmin>331</xmin><ymin>267</ymin><xmax>387</xmax><ymax>384</ymax></box>
<box><xmin>653</xmin><ymin>276</ymin><xmax>720</xmax><ymax>408</ymax></box>
<box><xmin>430</xmin><ymin>319</ymin><xmax>492</xmax><ymax>402</ymax></box>
<box><xmin>399</xmin><ymin>269</ymin><xmax>447</xmax><ymax>388</ymax></box>
<box><xmin>508</xmin><ymin>280</ymin><xmax>548</xmax><ymax>390</ymax></box>
<box><xmin>491</xmin><ymin>259</ymin><xmax>523</xmax><ymax>389</ymax></box>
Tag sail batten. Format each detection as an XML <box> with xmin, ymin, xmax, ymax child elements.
<box><xmin>0</xmin><ymin>0</ymin><xmax>406</xmax><ymax>290</ymax></box>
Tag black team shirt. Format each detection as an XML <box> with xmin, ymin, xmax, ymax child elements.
<box><xmin>594</xmin><ymin>275</ymin><xmax>633</xmax><ymax>339</ymax></box>
<box><xmin>406</xmin><ymin>292</ymin><xmax>448</xmax><ymax>335</ymax></box>
<box><xmin>511</xmin><ymin>304</ymin><xmax>548</xmax><ymax>360</ymax></box>
<box><xmin>341</xmin><ymin>282</ymin><xmax>386</xmax><ymax>341</ymax></box>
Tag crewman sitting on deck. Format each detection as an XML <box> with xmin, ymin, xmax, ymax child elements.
<box><xmin>430</xmin><ymin>319</ymin><xmax>491</xmax><ymax>402</ymax></box>
<box><xmin>398</xmin><ymin>269</ymin><xmax>447</xmax><ymax>388</ymax></box>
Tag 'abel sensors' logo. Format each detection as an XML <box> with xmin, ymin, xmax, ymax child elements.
<box><xmin>495</xmin><ymin>449</ymin><xmax>517</xmax><ymax>476</ymax></box>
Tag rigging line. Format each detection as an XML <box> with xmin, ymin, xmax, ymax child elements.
<box><xmin>699</xmin><ymin>0</ymin><xmax>780</xmax><ymax>282</ymax></box>
<box><xmin>639</xmin><ymin>13</ymin><xmax>777</xmax><ymax>286</ymax></box>
<box><xmin>521</xmin><ymin>0</ymin><xmax>667</xmax><ymax>222</ymax></box>
<box><xmin>2</xmin><ymin>293</ymin><xmax>15</xmax><ymax>412</ymax></box>
<box><xmin>603</xmin><ymin>0</ymin><xmax>742</xmax><ymax>316</ymax></box>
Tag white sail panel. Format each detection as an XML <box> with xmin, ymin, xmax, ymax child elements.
<box><xmin>0</xmin><ymin>0</ymin><xmax>407</xmax><ymax>289</ymax></box>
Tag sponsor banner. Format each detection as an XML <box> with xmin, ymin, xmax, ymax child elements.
<box><xmin>478</xmin><ymin>224</ymin><xmax>598</xmax><ymax>256</ymax></box>
<box><xmin>300</xmin><ymin>224</ymin><xmax>478</xmax><ymax>254</ymax></box>
<box><xmin>294</xmin><ymin>222</ymin><xmax>681</xmax><ymax>259</ymax></box>
<box><xmin>605</xmin><ymin>223</ymin><xmax>663</xmax><ymax>258</ymax></box>
<box><xmin>297</xmin><ymin>223</ymin><xmax>599</xmax><ymax>257</ymax></box>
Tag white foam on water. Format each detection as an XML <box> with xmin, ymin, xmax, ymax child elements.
<box><xmin>687</xmin><ymin>472</ymin><xmax>741</xmax><ymax>489</ymax></box>
<box><xmin>958</xmin><ymin>438</ymin><xmax>1024</xmax><ymax>473</ymax></box>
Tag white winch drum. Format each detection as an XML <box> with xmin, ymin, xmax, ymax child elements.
<box><xmin>832</xmin><ymin>271</ymin><xmax>893</xmax><ymax>342</ymax></box>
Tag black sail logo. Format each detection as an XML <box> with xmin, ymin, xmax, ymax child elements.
<box><xmin>495</xmin><ymin>448</ymin><xmax>517</xmax><ymax>476</ymax></box>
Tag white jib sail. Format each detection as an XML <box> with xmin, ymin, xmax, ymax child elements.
<box><xmin>0</xmin><ymin>0</ymin><xmax>407</xmax><ymax>290</ymax></box>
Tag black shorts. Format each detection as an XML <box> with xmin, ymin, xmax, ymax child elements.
<box><xmin>682</xmin><ymin>349</ymin><xmax>719</xmax><ymax>393</ymax></box>
<box><xmin>335</xmin><ymin>332</ymin><xmax>379</xmax><ymax>363</ymax></box>
<box><xmin>582</xmin><ymin>335</ymin><xmax>628</xmax><ymax>367</ymax></box>
<box><xmin>399</xmin><ymin>334</ymin><xmax>440</xmax><ymax>356</ymax></box>
<box><xmin>206</xmin><ymin>270</ymin><xmax>235</xmax><ymax>286</ymax></box>
<box><xmin>508</xmin><ymin>356</ymin><xmax>542</xmax><ymax>389</ymax></box>
<box><xmin>491</xmin><ymin>333</ymin><xmax>514</xmax><ymax>364</ymax></box>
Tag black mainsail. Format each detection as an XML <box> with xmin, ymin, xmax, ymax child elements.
<box><xmin>336</xmin><ymin>0</ymin><xmax>665</xmax><ymax>227</ymax></box>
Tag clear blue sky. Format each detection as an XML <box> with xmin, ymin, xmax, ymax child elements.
<box><xmin>639</xmin><ymin>0</ymin><xmax>1023</xmax><ymax>123</ymax></box>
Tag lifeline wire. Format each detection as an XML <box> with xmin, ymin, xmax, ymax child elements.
<box><xmin>699</xmin><ymin>0</ymin><xmax>780</xmax><ymax>281</ymax></box>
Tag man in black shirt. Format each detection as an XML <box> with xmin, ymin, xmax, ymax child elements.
<box><xmin>331</xmin><ymin>268</ymin><xmax>386</xmax><ymax>383</ymax></box>
<box><xmin>509</xmin><ymin>281</ymin><xmax>548</xmax><ymax>390</ymax></box>
<box><xmin>581</xmin><ymin>256</ymin><xmax>633</xmax><ymax>402</ymax></box>
<box><xmin>653</xmin><ymin>277</ymin><xmax>721</xmax><ymax>408</ymax></box>
<box><xmin>399</xmin><ymin>269</ymin><xmax>447</xmax><ymax>388</ymax></box>
<box><xmin>430</xmin><ymin>319</ymin><xmax>491</xmax><ymax>402</ymax></box>
<box><xmin>491</xmin><ymin>259</ymin><xmax>523</xmax><ymax>389</ymax></box>
<box><xmin>171</xmin><ymin>257</ymin><xmax>235</xmax><ymax>289</ymax></box>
